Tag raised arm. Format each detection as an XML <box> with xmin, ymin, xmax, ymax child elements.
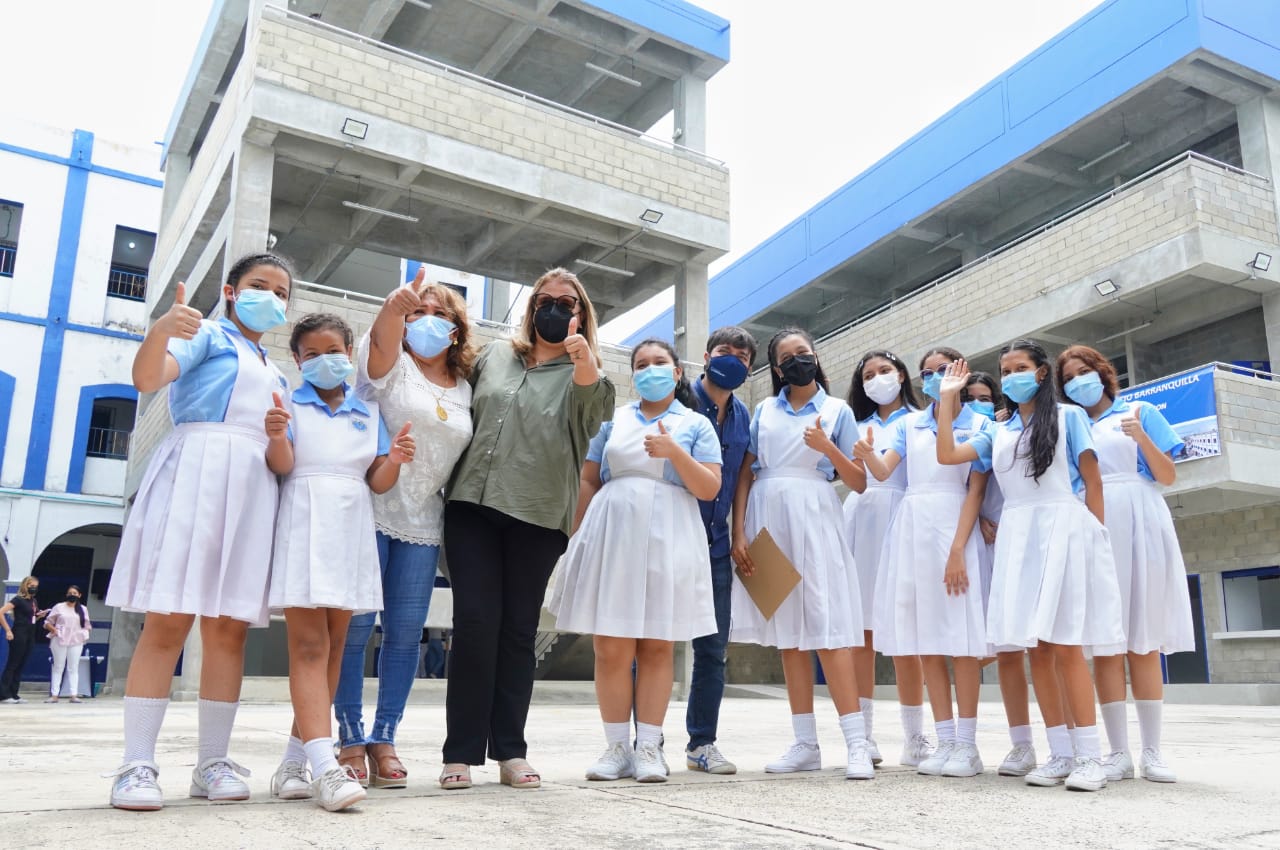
<box><xmin>852</xmin><ymin>429</ymin><xmax>899</xmax><ymax>481</ymax></box>
<box><xmin>133</xmin><ymin>281</ymin><xmax>200</xmax><ymax>392</ymax></box>
<box><xmin>367</xmin><ymin>273</ymin><xmax>424</xmax><ymax>382</ymax></box>
<box><xmin>936</xmin><ymin>360</ymin><xmax>983</xmax><ymax>465</ymax></box>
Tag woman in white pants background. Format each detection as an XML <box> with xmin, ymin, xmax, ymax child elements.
<box><xmin>45</xmin><ymin>586</ymin><xmax>92</xmax><ymax>703</ymax></box>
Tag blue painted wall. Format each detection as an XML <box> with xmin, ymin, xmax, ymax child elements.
<box><xmin>65</xmin><ymin>383</ymin><xmax>139</xmax><ymax>495</ymax></box>
<box><xmin>582</xmin><ymin>0</ymin><xmax>730</xmax><ymax>62</ymax></box>
<box><xmin>0</xmin><ymin>371</ymin><xmax>14</xmax><ymax>476</ymax></box>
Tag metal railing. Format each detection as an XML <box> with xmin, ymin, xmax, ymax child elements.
<box><xmin>0</xmin><ymin>243</ymin><xmax>15</xmax><ymax>277</ymax></box>
<box><xmin>86</xmin><ymin>427</ymin><xmax>132</xmax><ymax>460</ymax></box>
<box><xmin>107</xmin><ymin>266</ymin><xmax>148</xmax><ymax>301</ymax></box>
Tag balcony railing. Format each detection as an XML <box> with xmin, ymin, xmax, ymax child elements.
<box><xmin>87</xmin><ymin>426</ymin><xmax>132</xmax><ymax>460</ymax></box>
<box><xmin>107</xmin><ymin>266</ymin><xmax>148</xmax><ymax>301</ymax></box>
<box><xmin>0</xmin><ymin>242</ymin><xmax>15</xmax><ymax>277</ymax></box>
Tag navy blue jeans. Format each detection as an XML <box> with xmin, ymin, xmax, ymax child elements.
<box><xmin>686</xmin><ymin>554</ymin><xmax>733</xmax><ymax>750</ymax></box>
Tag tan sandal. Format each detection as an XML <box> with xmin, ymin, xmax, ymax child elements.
<box><xmin>367</xmin><ymin>743</ymin><xmax>408</xmax><ymax>789</ymax></box>
<box><xmin>439</xmin><ymin>763</ymin><xmax>472</xmax><ymax>790</ymax></box>
<box><xmin>338</xmin><ymin>745</ymin><xmax>369</xmax><ymax>788</ymax></box>
<box><xmin>499</xmin><ymin>758</ymin><xmax>541</xmax><ymax>789</ymax></box>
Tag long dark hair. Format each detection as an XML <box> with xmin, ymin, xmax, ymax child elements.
<box><xmin>1000</xmin><ymin>339</ymin><xmax>1058</xmax><ymax>482</ymax></box>
<box><xmin>66</xmin><ymin>585</ymin><xmax>88</xmax><ymax>629</ymax></box>
<box><xmin>631</xmin><ymin>338</ymin><xmax>699</xmax><ymax>411</ymax></box>
<box><xmin>767</xmin><ymin>327</ymin><xmax>829</xmax><ymax>396</ymax></box>
<box><xmin>847</xmin><ymin>349</ymin><xmax>919</xmax><ymax>422</ymax></box>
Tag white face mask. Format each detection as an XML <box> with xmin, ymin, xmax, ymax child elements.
<box><xmin>864</xmin><ymin>372</ymin><xmax>902</xmax><ymax>405</ymax></box>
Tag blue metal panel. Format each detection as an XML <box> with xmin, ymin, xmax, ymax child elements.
<box><xmin>1199</xmin><ymin>0</ymin><xmax>1280</xmax><ymax>81</ymax></box>
<box><xmin>580</xmin><ymin>0</ymin><xmax>729</xmax><ymax>62</ymax></box>
<box><xmin>65</xmin><ymin>383</ymin><xmax>139</xmax><ymax>495</ymax></box>
<box><xmin>0</xmin><ymin>371</ymin><xmax>15</xmax><ymax>475</ymax></box>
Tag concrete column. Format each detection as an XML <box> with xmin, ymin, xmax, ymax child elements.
<box><xmin>159</xmin><ymin>153</ymin><xmax>191</xmax><ymax>224</ymax></box>
<box><xmin>1238</xmin><ymin>95</ymin><xmax>1280</xmax><ymax>369</ymax></box>
<box><xmin>1264</xmin><ymin>292</ymin><xmax>1280</xmax><ymax>370</ymax></box>
<box><xmin>673</xmin><ymin>262</ymin><xmax>709</xmax><ymax>362</ymax></box>
<box><xmin>222</xmin><ymin>139</ymin><xmax>275</xmax><ymax>283</ymax></box>
<box><xmin>673</xmin><ymin>75</ymin><xmax>707</xmax><ymax>153</ymax></box>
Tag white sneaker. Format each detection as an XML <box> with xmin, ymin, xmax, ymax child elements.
<box><xmin>917</xmin><ymin>740</ymin><xmax>956</xmax><ymax>776</ymax></box>
<box><xmin>844</xmin><ymin>741</ymin><xmax>874</xmax><ymax>780</ymax></box>
<box><xmin>312</xmin><ymin>766</ymin><xmax>366</xmax><ymax>811</ymax></box>
<box><xmin>686</xmin><ymin>744</ymin><xmax>737</xmax><ymax>775</ymax></box>
<box><xmin>1025</xmin><ymin>755</ymin><xmax>1074</xmax><ymax>787</ymax></box>
<box><xmin>1140</xmin><ymin>747</ymin><xmax>1177</xmax><ymax>783</ymax></box>
<box><xmin>765</xmin><ymin>742</ymin><xmax>821</xmax><ymax>773</ymax></box>
<box><xmin>634</xmin><ymin>742</ymin><xmax>668</xmax><ymax>783</ymax></box>
<box><xmin>270</xmin><ymin>760</ymin><xmax>312</xmax><ymax>800</ymax></box>
<box><xmin>189</xmin><ymin>757</ymin><xmax>251</xmax><ymax>801</ymax></box>
<box><xmin>1065</xmin><ymin>756</ymin><xmax>1108</xmax><ymax>792</ymax></box>
<box><xmin>900</xmin><ymin>733</ymin><xmax>933</xmax><ymax>767</ymax></box>
<box><xmin>1102</xmin><ymin>749</ymin><xmax>1134</xmax><ymax>781</ymax></box>
<box><xmin>941</xmin><ymin>741</ymin><xmax>984</xmax><ymax>778</ymax></box>
<box><xmin>586</xmin><ymin>743</ymin><xmax>634</xmax><ymax>781</ymax></box>
<box><xmin>997</xmin><ymin>743</ymin><xmax>1037</xmax><ymax>777</ymax></box>
<box><xmin>107</xmin><ymin>761</ymin><xmax>164</xmax><ymax>811</ymax></box>
<box><xmin>866</xmin><ymin>737</ymin><xmax>883</xmax><ymax>766</ymax></box>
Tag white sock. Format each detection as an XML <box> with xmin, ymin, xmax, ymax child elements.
<box><xmin>1134</xmin><ymin>700</ymin><xmax>1162</xmax><ymax>752</ymax></box>
<box><xmin>304</xmin><ymin>738</ymin><xmax>339</xmax><ymax>776</ymax></box>
<box><xmin>197</xmin><ymin>698</ymin><xmax>240</xmax><ymax>763</ymax></box>
<box><xmin>1046</xmin><ymin>724</ymin><xmax>1072</xmax><ymax>759</ymax></box>
<box><xmin>859</xmin><ymin>698</ymin><xmax>874</xmax><ymax>739</ymax></box>
<box><xmin>900</xmin><ymin>704</ymin><xmax>923</xmax><ymax>738</ymax></box>
<box><xmin>283</xmin><ymin>735</ymin><xmax>306</xmax><ymax>765</ymax></box>
<box><xmin>122</xmin><ymin>696</ymin><xmax>170</xmax><ymax>764</ymax></box>
<box><xmin>603</xmin><ymin>721</ymin><xmax>632</xmax><ymax>749</ymax></box>
<box><xmin>792</xmin><ymin>713</ymin><xmax>819</xmax><ymax>746</ymax></box>
<box><xmin>935</xmin><ymin>717</ymin><xmax>956</xmax><ymax>744</ymax></box>
<box><xmin>838</xmin><ymin>712</ymin><xmax>866</xmax><ymax>748</ymax></box>
<box><xmin>1009</xmin><ymin>725</ymin><xmax>1033</xmax><ymax>747</ymax></box>
<box><xmin>956</xmin><ymin>717</ymin><xmax>977</xmax><ymax>745</ymax></box>
<box><xmin>1100</xmin><ymin>700</ymin><xmax>1129</xmax><ymax>753</ymax></box>
<box><xmin>635</xmin><ymin>722</ymin><xmax>663</xmax><ymax>748</ymax></box>
<box><xmin>1071</xmin><ymin>725</ymin><xmax>1102</xmax><ymax>760</ymax></box>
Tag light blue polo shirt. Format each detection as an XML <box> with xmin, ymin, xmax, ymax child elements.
<box><xmin>1091</xmin><ymin>397</ymin><xmax>1184</xmax><ymax>482</ymax></box>
<box><xmin>884</xmin><ymin>402</ymin><xmax>994</xmax><ymax>474</ymax></box>
<box><xmin>587</xmin><ymin>399</ymin><xmax>721</xmax><ymax>490</ymax></box>
<box><xmin>291</xmin><ymin>381</ymin><xmax>391</xmax><ymax>455</ymax></box>
<box><xmin>747</xmin><ymin>386</ymin><xmax>858</xmax><ymax>480</ymax></box>
<box><xmin>166</xmin><ymin>318</ymin><xmax>288</xmax><ymax>424</ymax></box>
<box><xmin>974</xmin><ymin>403</ymin><xmax>1095</xmax><ymax>492</ymax></box>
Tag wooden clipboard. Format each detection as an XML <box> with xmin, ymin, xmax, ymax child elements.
<box><xmin>735</xmin><ymin>527</ymin><xmax>801</xmax><ymax>620</ymax></box>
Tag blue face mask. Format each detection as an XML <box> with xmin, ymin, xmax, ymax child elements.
<box><xmin>231</xmin><ymin>289</ymin><xmax>287</xmax><ymax>332</ymax></box>
<box><xmin>921</xmin><ymin>372</ymin><xmax>943</xmax><ymax>401</ymax></box>
<box><xmin>634</xmin><ymin>365</ymin><xmax>678</xmax><ymax>402</ymax></box>
<box><xmin>1002</xmin><ymin>372</ymin><xmax>1041</xmax><ymax>404</ymax></box>
<box><xmin>967</xmin><ymin>400</ymin><xmax>996</xmax><ymax>420</ymax></box>
<box><xmin>301</xmin><ymin>353</ymin><xmax>355</xmax><ymax>390</ymax></box>
<box><xmin>405</xmin><ymin>314</ymin><xmax>455</xmax><ymax>359</ymax></box>
<box><xmin>705</xmin><ymin>354</ymin><xmax>748</xmax><ymax>391</ymax></box>
<box><xmin>1064</xmin><ymin>372</ymin><xmax>1105</xmax><ymax>407</ymax></box>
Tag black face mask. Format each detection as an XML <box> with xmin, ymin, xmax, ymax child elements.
<box><xmin>778</xmin><ymin>354</ymin><xmax>819</xmax><ymax>387</ymax></box>
<box><xmin>533</xmin><ymin>303</ymin><xmax>574</xmax><ymax>344</ymax></box>
<box><xmin>66</xmin><ymin>595</ymin><xmax>80</xmax><ymax>604</ymax></box>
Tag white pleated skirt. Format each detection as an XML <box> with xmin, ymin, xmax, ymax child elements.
<box><xmin>107</xmin><ymin>423</ymin><xmax>277</xmax><ymax>627</ymax></box>
<box><xmin>844</xmin><ymin>485</ymin><xmax>905</xmax><ymax>625</ymax></box>
<box><xmin>986</xmin><ymin>497</ymin><xmax>1125</xmax><ymax>652</ymax></box>
<box><xmin>1093</xmin><ymin>475</ymin><xmax>1196</xmax><ymax>655</ymax></box>
<box><xmin>872</xmin><ymin>486</ymin><xmax>988</xmax><ymax>657</ymax></box>
<box><xmin>269</xmin><ymin>473</ymin><xmax>384</xmax><ymax>614</ymax></box>
<box><xmin>730</xmin><ymin>472</ymin><xmax>863</xmax><ymax>651</ymax></box>
<box><xmin>549</xmin><ymin>476</ymin><xmax>716</xmax><ymax>641</ymax></box>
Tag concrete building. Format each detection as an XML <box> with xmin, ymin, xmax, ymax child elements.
<box><xmin>631</xmin><ymin>0</ymin><xmax>1280</xmax><ymax>687</ymax></box>
<box><xmin>0</xmin><ymin>120</ymin><xmax>163</xmax><ymax>691</ymax></box>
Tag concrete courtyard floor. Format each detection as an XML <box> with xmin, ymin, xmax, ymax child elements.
<box><xmin>2</xmin><ymin>684</ymin><xmax>1278</xmax><ymax>849</ymax></box>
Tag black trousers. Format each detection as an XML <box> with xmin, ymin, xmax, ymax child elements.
<box><xmin>442</xmin><ymin>501</ymin><xmax>567</xmax><ymax>764</ymax></box>
<box><xmin>0</xmin><ymin>629</ymin><xmax>36</xmax><ymax>700</ymax></box>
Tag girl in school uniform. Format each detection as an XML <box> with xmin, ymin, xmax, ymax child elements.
<box><xmin>842</xmin><ymin>350</ymin><xmax>926</xmax><ymax>766</ymax></box>
<box><xmin>934</xmin><ymin>341</ymin><xmax>1124</xmax><ymax>792</ymax></box>
<box><xmin>549</xmin><ymin>338</ymin><xmax>721</xmax><ymax>783</ymax></box>
<box><xmin>730</xmin><ymin>327</ymin><xmax>875</xmax><ymax>780</ymax></box>
<box><xmin>855</xmin><ymin>347</ymin><xmax>992</xmax><ymax>778</ymax></box>
<box><xmin>105</xmin><ymin>253</ymin><xmax>294</xmax><ymax>811</ymax></box>
<box><xmin>265</xmin><ymin>313</ymin><xmax>417</xmax><ymax>811</ymax></box>
<box><xmin>1057</xmin><ymin>345</ymin><xmax>1193</xmax><ymax>783</ymax></box>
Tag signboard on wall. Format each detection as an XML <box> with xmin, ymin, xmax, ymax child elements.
<box><xmin>1118</xmin><ymin>364</ymin><xmax>1219</xmax><ymax>462</ymax></box>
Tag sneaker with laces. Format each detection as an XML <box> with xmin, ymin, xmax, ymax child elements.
<box><xmin>634</xmin><ymin>742</ymin><xmax>668</xmax><ymax>783</ymax></box>
<box><xmin>765</xmin><ymin>742</ymin><xmax>821</xmax><ymax>773</ymax></box>
<box><xmin>941</xmin><ymin>742</ymin><xmax>984</xmax><ymax>778</ymax></box>
<box><xmin>1139</xmin><ymin>748</ymin><xmax>1176</xmax><ymax>783</ymax></box>
<box><xmin>866</xmin><ymin>738</ymin><xmax>883</xmax><ymax>766</ymax></box>
<box><xmin>1065</xmin><ymin>756</ymin><xmax>1108</xmax><ymax>791</ymax></box>
<box><xmin>917</xmin><ymin>740</ymin><xmax>957</xmax><ymax>776</ymax></box>
<box><xmin>845</xmin><ymin>741</ymin><xmax>875</xmax><ymax>780</ymax></box>
<box><xmin>997</xmin><ymin>743</ymin><xmax>1037</xmax><ymax>777</ymax></box>
<box><xmin>107</xmin><ymin>761</ymin><xmax>164</xmax><ymax>811</ymax></box>
<box><xmin>1102</xmin><ymin>749</ymin><xmax>1134</xmax><ymax>781</ymax></box>
<box><xmin>687</xmin><ymin>743</ymin><xmax>737</xmax><ymax>775</ymax></box>
<box><xmin>312</xmin><ymin>766</ymin><xmax>366</xmax><ymax>811</ymax></box>
<box><xmin>189</xmin><ymin>757</ymin><xmax>251</xmax><ymax>801</ymax></box>
<box><xmin>270</xmin><ymin>760</ymin><xmax>312</xmax><ymax>800</ymax></box>
<box><xmin>900</xmin><ymin>733</ymin><xmax>933</xmax><ymax>767</ymax></box>
<box><xmin>586</xmin><ymin>743</ymin><xmax>634</xmax><ymax>781</ymax></box>
<box><xmin>1025</xmin><ymin>755</ymin><xmax>1074</xmax><ymax>787</ymax></box>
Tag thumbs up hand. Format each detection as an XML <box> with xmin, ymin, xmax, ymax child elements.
<box><xmin>852</xmin><ymin>426</ymin><xmax>876</xmax><ymax>462</ymax></box>
<box><xmin>644</xmin><ymin>418</ymin><xmax>679</xmax><ymax>459</ymax></box>
<box><xmin>562</xmin><ymin>315</ymin><xmax>590</xmax><ymax>364</ymax></box>
<box><xmin>389</xmin><ymin>421</ymin><xmax>416</xmax><ymax>465</ymax></box>
<box><xmin>1119</xmin><ymin>408</ymin><xmax>1146</xmax><ymax>441</ymax></box>
<box><xmin>157</xmin><ymin>281</ymin><xmax>203</xmax><ymax>341</ymax></box>
<box><xmin>803</xmin><ymin>414</ymin><xmax>835</xmax><ymax>455</ymax></box>
<box><xmin>265</xmin><ymin>391</ymin><xmax>291</xmax><ymax>439</ymax></box>
<box><xmin>387</xmin><ymin>270</ymin><xmax>424</xmax><ymax>318</ymax></box>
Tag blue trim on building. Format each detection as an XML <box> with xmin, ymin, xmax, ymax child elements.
<box><xmin>581</xmin><ymin>0</ymin><xmax>730</xmax><ymax>61</ymax></box>
<box><xmin>0</xmin><ymin>313</ymin><xmax>144</xmax><ymax>343</ymax></box>
<box><xmin>0</xmin><ymin>371</ymin><xmax>15</xmax><ymax>476</ymax></box>
<box><xmin>0</xmin><ymin>140</ymin><xmax>161</xmax><ymax>188</ymax></box>
<box><xmin>66</xmin><ymin>383</ymin><xmax>138</xmax><ymax>494</ymax></box>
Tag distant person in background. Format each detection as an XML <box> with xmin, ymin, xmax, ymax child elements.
<box><xmin>44</xmin><ymin>585</ymin><xmax>92</xmax><ymax>703</ymax></box>
<box><xmin>1</xmin><ymin>577</ymin><xmax>49</xmax><ymax>704</ymax></box>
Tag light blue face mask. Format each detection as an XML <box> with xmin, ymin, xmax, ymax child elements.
<box><xmin>1001</xmin><ymin>372</ymin><xmax>1041</xmax><ymax>404</ymax></box>
<box><xmin>301</xmin><ymin>353</ymin><xmax>355</xmax><ymax>390</ymax></box>
<box><xmin>405</xmin><ymin>314</ymin><xmax>455</xmax><ymax>359</ymax></box>
<box><xmin>1064</xmin><ymin>372</ymin><xmax>1105</xmax><ymax>407</ymax></box>
<box><xmin>231</xmin><ymin>289</ymin><xmax>288</xmax><ymax>332</ymax></box>
<box><xmin>967</xmin><ymin>400</ymin><xmax>996</xmax><ymax>420</ymax></box>
<box><xmin>921</xmin><ymin>372</ymin><xmax>943</xmax><ymax>401</ymax></box>
<box><xmin>633</xmin><ymin>365</ymin><xmax>677</xmax><ymax>402</ymax></box>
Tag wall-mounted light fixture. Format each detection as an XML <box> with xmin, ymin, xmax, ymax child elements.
<box><xmin>341</xmin><ymin>118</ymin><xmax>369</xmax><ymax>140</ymax></box>
<box><xmin>1250</xmin><ymin>251</ymin><xmax>1272</xmax><ymax>274</ymax></box>
<box><xmin>1093</xmin><ymin>279</ymin><xmax>1118</xmax><ymax>296</ymax></box>
<box><xmin>342</xmin><ymin>200</ymin><xmax>419</xmax><ymax>223</ymax></box>
<box><xmin>639</xmin><ymin>209</ymin><xmax>663</xmax><ymax>225</ymax></box>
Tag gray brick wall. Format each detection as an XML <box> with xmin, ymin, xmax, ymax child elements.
<box><xmin>1147</xmin><ymin>309</ymin><xmax>1269</xmax><ymax>377</ymax></box>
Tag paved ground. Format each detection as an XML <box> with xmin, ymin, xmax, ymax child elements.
<box><xmin>2</xmin><ymin>685</ymin><xmax>1278</xmax><ymax>849</ymax></box>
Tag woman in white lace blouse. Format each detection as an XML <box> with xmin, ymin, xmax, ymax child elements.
<box><xmin>334</xmin><ymin>271</ymin><xmax>474</xmax><ymax>789</ymax></box>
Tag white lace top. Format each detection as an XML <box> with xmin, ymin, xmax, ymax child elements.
<box><xmin>357</xmin><ymin>333</ymin><xmax>474</xmax><ymax>545</ymax></box>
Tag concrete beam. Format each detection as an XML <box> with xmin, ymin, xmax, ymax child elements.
<box><xmin>1012</xmin><ymin>160</ymin><xmax>1092</xmax><ymax>189</ymax></box>
<box><xmin>473</xmin><ymin>20</ymin><xmax>538</xmax><ymax>78</ymax></box>
<box><xmin>358</xmin><ymin>0</ymin><xmax>405</xmax><ymax>40</ymax></box>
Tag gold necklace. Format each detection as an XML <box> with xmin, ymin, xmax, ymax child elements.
<box><xmin>427</xmin><ymin>383</ymin><xmax>449</xmax><ymax>421</ymax></box>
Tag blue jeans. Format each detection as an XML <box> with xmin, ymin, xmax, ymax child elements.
<box><xmin>335</xmin><ymin>532</ymin><xmax>438</xmax><ymax>747</ymax></box>
<box><xmin>686</xmin><ymin>554</ymin><xmax>733</xmax><ymax>749</ymax></box>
